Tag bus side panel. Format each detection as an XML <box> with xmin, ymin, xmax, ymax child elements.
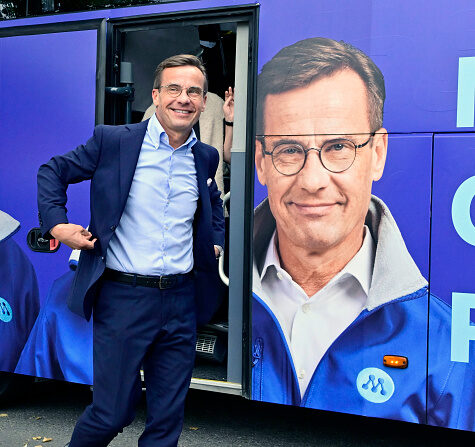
<box><xmin>256</xmin><ymin>0</ymin><xmax>475</xmax><ymax>134</ymax></box>
<box><xmin>429</xmin><ymin>134</ymin><xmax>475</xmax><ymax>430</ymax></box>
<box><xmin>251</xmin><ymin>0</ymin><xmax>475</xmax><ymax>432</ymax></box>
<box><xmin>0</xmin><ymin>30</ymin><xmax>97</xmax><ymax>300</ymax></box>
<box><xmin>0</xmin><ymin>29</ymin><xmax>98</xmax><ymax>377</ymax></box>
<box><xmin>371</xmin><ymin>134</ymin><xmax>432</xmax><ymax>279</ymax></box>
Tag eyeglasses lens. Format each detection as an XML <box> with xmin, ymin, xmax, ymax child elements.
<box><xmin>321</xmin><ymin>140</ymin><xmax>356</xmax><ymax>172</ymax></box>
<box><xmin>165</xmin><ymin>84</ymin><xmax>202</xmax><ymax>99</ymax></box>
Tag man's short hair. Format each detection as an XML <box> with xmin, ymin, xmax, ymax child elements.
<box><xmin>256</xmin><ymin>37</ymin><xmax>385</xmax><ymax>134</ymax></box>
<box><xmin>152</xmin><ymin>54</ymin><xmax>208</xmax><ymax>93</ymax></box>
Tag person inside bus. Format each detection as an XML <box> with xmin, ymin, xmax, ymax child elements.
<box><xmin>251</xmin><ymin>37</ymin><xmax>475</xmax><ymax>430</ymax></box>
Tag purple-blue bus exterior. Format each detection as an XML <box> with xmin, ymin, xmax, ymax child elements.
<box><xmin>1</xmin><ymin>0</ymin><xmax>474</xmax><ymax>433</ymax></box>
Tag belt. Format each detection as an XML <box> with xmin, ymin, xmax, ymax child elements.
<box><xmin>103</xmin><ymin>268</ymin><xmax>192</xmax><ymax>290</ymax></box>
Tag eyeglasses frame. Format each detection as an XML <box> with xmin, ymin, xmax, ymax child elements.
<box><xmin>259</xmin><ymin>133</ymin><xmax>376</xmax><ymax>176</ymax></box>
<box><xmin>157</xmin><ymin>83</ymin><xmax>206</xmax><ymax>99</ymax></box>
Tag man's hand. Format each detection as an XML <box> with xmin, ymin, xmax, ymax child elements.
<box><xmin>214</xmin><ymin>245</ymin><xmax>223</xmax><ymax>259</ymax></box>
<box><xmin>50</xmin><ymin>223</ymin><xmax>97</xmax><ymax>250</ymax></box>
<box><xmin>223</xmin><ymin>87</ymin><xmax>234</xmax><ymax>123</ymax></box>
<box><xmin>223</xmin><ymin>87</ymin><xmax>234</xmax><ymax>164</ymax></box>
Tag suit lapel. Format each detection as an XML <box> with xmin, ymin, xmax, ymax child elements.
<box><xmin>193</xmin><ymin>141</ymin><xmax>209</xmax><ymax>203</ymax></box>
<box><xmin>118</xmin><ymin>120</ymin><xmax>148</xmax><ymax>213</ymax></box>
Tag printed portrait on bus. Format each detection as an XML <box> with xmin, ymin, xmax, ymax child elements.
<box><xmin>0</xmin><ymin>211</ymin><xmax>40</xmax><ymax>374</ymax></box>
<box><xmin>251</xmin><ymin>37</ymin><xmax>475</xmax><ymax>429</ymax></box>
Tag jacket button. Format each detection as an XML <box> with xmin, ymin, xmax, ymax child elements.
<box><xmin>110</xmin><ymin>225</ymin><xmax>116</xmax><ymax>231</ymax></box>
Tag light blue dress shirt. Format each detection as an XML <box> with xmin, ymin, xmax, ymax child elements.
<box><xmin>106</xmin><ymin>113</ymin><xmax>199</xmax><ymax>275</ymax></box>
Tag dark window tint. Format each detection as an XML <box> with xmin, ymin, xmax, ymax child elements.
<box><xmin>1</xmin><ymin>0</ymin><xmax>186</xmax><ymax>20</ymax></box>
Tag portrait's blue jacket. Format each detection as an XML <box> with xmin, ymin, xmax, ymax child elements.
<box><xmin>0</xmin><ymin>211</ymin><xmax>40</xmax><ymax>373</ymax></box>
<box><xmin>15</xmin><ymin>260</ymin><xmax>93</xmax><ymax>384</ymax></box>
<box><xmin>252</xmin><ymin>197</ymin><xmax>475</xmax><ymax>430</ymax></box>
<box><xmin>37</xmin><ymin>120</ymin><xmax>225</xmax><ymax>325</ymax></box>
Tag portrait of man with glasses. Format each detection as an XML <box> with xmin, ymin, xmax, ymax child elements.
<box><xmin>251</xmin><ymin>37</ymin><xmax>475</xmax><ymax>429</ymax></box>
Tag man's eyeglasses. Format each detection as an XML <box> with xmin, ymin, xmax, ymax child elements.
<box><xmin>259</xmin><ymin>134</ymin><xmax>375</xmax><ymax>176</ymax></box>
<box><xmin>158</xmin><ymin>84</ymin><xmax>205</xmax><ymax>99</ymax></box>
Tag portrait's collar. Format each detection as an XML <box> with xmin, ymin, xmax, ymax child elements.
<box><xmin>260</xmin><ymin>226</ymin><xmax>375</xmax><ymax>299</ymax></box>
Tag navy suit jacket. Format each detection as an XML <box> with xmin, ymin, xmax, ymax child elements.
<box><xmin>37</xmin><ymin>120</ymin><xmax>225</xmax><ymax>326</ymax></box>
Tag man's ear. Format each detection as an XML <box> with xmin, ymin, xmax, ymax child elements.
<box><xmin>201</xmin><ymin>93</ymin><xmax>207</xmax><ymax>112</ymax></box>
<box><xmin>371</xmin><ymin>128</ymin><xmax>388</xmax><ymax>181</ymax></box>
<box><xmin>255</xmin><ymin>138</ymin><xmax>267</xmax><ymax>186</ymax></box>
<box><xmin>152</xmin><ymin>89</ymin><xmax>160</xmax><ymax>107</ymax></box>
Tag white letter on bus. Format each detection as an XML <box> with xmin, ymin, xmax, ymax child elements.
<box><xmin>452</xmin><ymin>176</ymin><xmax>475</xmax><ymax>246</ymax></box>
<box><xmin>451</xmin><ymin>293</ymin><xmax>475</xmax><ymax>363</ymax></box>
<box><xmin>457</xmin><ymin>57</ymin><xmax>475</xmax><ymax>128</ymax></box>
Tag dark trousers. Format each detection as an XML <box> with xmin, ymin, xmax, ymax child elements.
<box><xmin>69</xmin><ymin>276</ymin><xmax>196</xmax><ymax>447</ymax></box>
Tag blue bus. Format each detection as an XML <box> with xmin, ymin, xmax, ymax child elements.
<box><xmin>1</xmin><ymin>0</ymin><xmax>475</xmax><ymax>433</ymax></box>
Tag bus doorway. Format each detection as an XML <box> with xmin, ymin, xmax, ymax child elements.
<box><xmin>104</xmin><ymin>8</ymin><xmax>257</xmax><ymax>394</ymax></box>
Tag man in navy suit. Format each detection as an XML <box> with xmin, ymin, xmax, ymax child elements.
<box><xmin>37</xmin><ymin>54</ymin><xmax>225</xmax><ymax>447</ymax></box>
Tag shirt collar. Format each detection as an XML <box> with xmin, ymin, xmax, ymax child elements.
<box><xmin>147</xmin><ymin>112</ymin><xmax>197</xmax><ymax>153</ymax></box>
<box><xmin>260</xmin><ymin>230</ymin><xmax>281</xmax><ymax>281</ymax></box>
<box><xmin>260</xmin><ymin>225</ymin><xmax>375</xmax><ymax>297</ymax></box>
<box><xmin>341</xmin><ymin>226</ymin><xmax>375</xmax><ymax>296</ymax></box>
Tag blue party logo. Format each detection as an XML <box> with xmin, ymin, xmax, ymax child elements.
<box><xmin>356</xmin><ymin>367</ymin><xmax>395</xmax><ymax>403</ymax></box>
<box><xmin>0</xmin><ymin>298</ymin><xmax>13</xmax><ymax>323</ymax></box>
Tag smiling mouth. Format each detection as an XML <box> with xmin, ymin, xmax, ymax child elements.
<box><xmin>290</xmin><ymin>202</ymin><xmax>338</xmax><ymax>216</ymax></box>
<box><xmin>171</xmin><ymin>108</ymin><xmax>193</xmax><ymax>115</ymax></box>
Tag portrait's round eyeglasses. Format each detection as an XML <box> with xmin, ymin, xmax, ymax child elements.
<box><xmin>158</xmin><ymin>84</ymin><xmax>205</xmax><ymax>100</ymax></box>
<box><xmin>259</xmin><ymin>133</ymin><xmax>375</xmax><ymax>176</ymax></box>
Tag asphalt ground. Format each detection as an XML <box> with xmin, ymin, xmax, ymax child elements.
<box><xmin>0</xmin><ymin>379</ymin><xmax>474</xmax><ymax>447</ymax></box>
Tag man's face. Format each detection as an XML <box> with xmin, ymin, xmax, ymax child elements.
<box><xmin>152</xmin><ymin>65</ymin><xmax>206</xmax><ymax>136</ymax></box>
<box><xmin>255</xmin><ymin>69</ymin><xmax>388</xmax><ymax>255</ymax></box>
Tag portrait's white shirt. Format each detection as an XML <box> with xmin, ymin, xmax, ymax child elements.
<box><xmin>259</xmin><ymin>226</ymin><xmax>375</xmax><ymax>397</ymax></box>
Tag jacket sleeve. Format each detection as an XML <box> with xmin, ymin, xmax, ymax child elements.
<box><xmin>208</xmin><ymin>148</ymin><xmax>225</xmax><ymax>248</ymax></box>
<box><xmin>37</xmin><ymin>126</ymin><xmax>104</xmax><ymax>237</ymax></box>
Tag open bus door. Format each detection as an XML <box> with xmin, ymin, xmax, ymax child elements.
<box><xmin>102</xmin><ymin>5</ymin><xmax>257</xmax><ymax>395</ymax></box>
